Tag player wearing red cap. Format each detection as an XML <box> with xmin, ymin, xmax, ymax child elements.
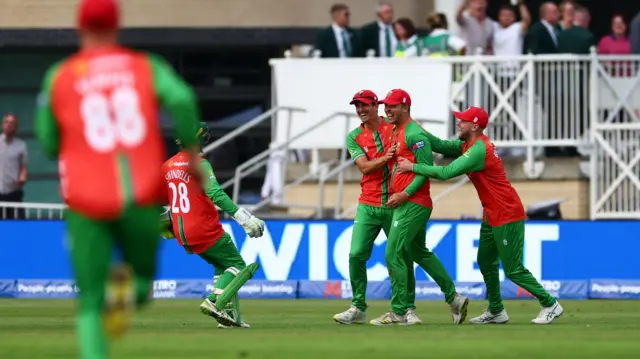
<box><xmin>34</xmin><ymin>0</ymin><xmax>202</xmax><ymax>358</ymax></box>
<box><xmin>396</xmin><ymin>106</ymin><xmax>563</xmax><ymax>325</ymax></box>
<box><xmin>333</xmin><ymin>90</ymin><xmax>413</xmax><ymax>324</ymax></box>
<box><xmin>369</xmin><ymin>89</ymin><xmax>469</xmax><ymax>326</ymax></box>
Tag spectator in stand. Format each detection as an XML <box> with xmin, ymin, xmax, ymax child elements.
<box><xmin>422</xmin><ymin>12</ymin><xmax>466</xmax><ymax>57</ymax></box>
<box><xmin>493</xmin><ymin>1</ymin><xmax>531</xmax><ymax>71</ymax></box>
<box><xmin>394</xmin><ymin>18</ymin><xmax>421</xmax><ymax>57</ymax></box>
<box><xmin>557</xmin><ymin>5</ymin><xmax>595</xmax><ymax>54</ymax></box>
<box><xmin>598</xmin><ymin>15</ymin><xmax>631</xmax><ymax>77</ymax></box>
<box><xmin>598</xmin><ymin>15</ymin><xmax>630</xmax><ymax>55</ymax></box>
<box><xmin>558</xmin><ymin>0</ymin><xmax>575</xmax><ymax>30</ymax></box>
<box><xmin>630</xmin><ymin>12</ymin><xmax>640</xmax><ymax>54</ymax></box>
<box><xmin>360</xmin><ymin>1</ymin><xmax>397</xmax><ymax>57</ymax></box>
<box><xmin>524</xmin><ymin>2</ymin><xmax>560</xmax><ymax>54</ymax></box>
<box><xmin>456</xmin><ymin>0</ymin><xmax>496</xmax><ymax>55</ymax></box>
<box><xmin>0</xmin><ymin>114</ymin><xmax>28</xmax><ymax>220</ymax></box>
<box><xmin>315</xmin><ymin>3</ymin><xmax>363</xmax><ymax>58</ymax></box>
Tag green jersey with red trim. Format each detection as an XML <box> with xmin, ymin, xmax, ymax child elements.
<box><xmin>391</xmin><ymin>120</ymin><xmax>432</xmax><ymax>208</ymax></box>
<box><xmin>346</xmin><ymin>118</ymin><xmax>395</xmax><ymax>207</ymax></box>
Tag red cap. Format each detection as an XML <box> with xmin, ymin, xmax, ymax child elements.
<box><xmin>349</xmin><ymin>90</ymin><xmax>378</xmax><ymax>105</ymax></box>
<box><xmin>77</xmin><ymin>0</ymin><xmax>120</xmax><ymax>32</ymax></box>
<box><xmin>379</xmin><ymin>89</ymin><xmax>411</xmax><ymax>106</ymax></box>
<box><xmin>453</xmin><ymin>107</ymin><xmax>489</xmax><ymax>129</ymax></box>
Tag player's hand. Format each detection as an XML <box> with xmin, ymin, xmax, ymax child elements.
<box><xmin>386</xmin><ymin>191</ymin><xmax>409</xmax><ymax>208</ymax></box>
<box><xmin>395</xmin><ymin>157</ymin><xmax>414</xmax><ymax>174</ymax></box>
<box><xmin>234</xmin><ymin>208</ymin><xmax>266</xmax><ymax>238</ymax></box>
<box><xmin>383</xmin><ymin>144</ymin><xmax>398</xmax><ymax>162</ymax></box>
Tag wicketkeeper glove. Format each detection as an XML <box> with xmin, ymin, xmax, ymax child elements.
<box><xmin>233</xmin><ymin>208</ymin><xmax>265</xmax><ymax>238</ymax></box>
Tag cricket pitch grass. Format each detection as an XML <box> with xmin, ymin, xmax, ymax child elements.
<box><xmin>1</xmin><ymin>299</ymin><xmax>639</xmax><ymax>358</ymax></box>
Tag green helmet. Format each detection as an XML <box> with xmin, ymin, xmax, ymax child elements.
<box><xmin>176</xmin><ymin>121</ymin><xmax>211</xmax><ymax>147</ymax></box>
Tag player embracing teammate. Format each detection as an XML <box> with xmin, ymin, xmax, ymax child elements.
<box><xmin>336</xmin><ymin>90</ymin><xmax>468</xmax><ymax>326</ymax></box>
<box><xmin>396</xmin><ymin>106</ymin><xmax>563</xmax><ymax>325</ymax></box>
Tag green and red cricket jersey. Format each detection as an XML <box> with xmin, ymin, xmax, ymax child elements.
<box><xmin>414</xmin><ymin>134</ymin><xmax>526</xmax><ymax>226</ymax></box>
<box><xmin>346</xmin><ymin>117</ymin><xmax>395</xmax><ymax>207</ymax></box>
<box><xmin>35</xmin><ymin>45</ymin><xmax>199</xmax><ymax>220</ymax></box>
<box><xmin>392</xmin><ymin>120</ymin><xmax>433</xmax><ymax>209</ymax></box>
<box><xmin>162</xmin><ymin>153</ymin><xmax>239</xmax><ymax>254</ymax></box>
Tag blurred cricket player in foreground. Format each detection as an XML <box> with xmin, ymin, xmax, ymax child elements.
<box><xmin>34</xmin><ymin>0</ymin><xmax>204</xmax><ymax>357</ymax></box>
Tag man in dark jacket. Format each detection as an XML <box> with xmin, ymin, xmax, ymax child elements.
<box><xmin>557</xmin><ymin>5</ymin><xmax>595</xmax><ymax>54</ymax></box>
<box><xmin>524</xmin><ymin>2</ymin><xmax>560</xmax><ymax>54</ymax></box>
<box><xmin>315</xmin><ymin>3</ymin><xmax>363</xmax><ymax>58</ymax></box>
<box><xmin>360</xmin><ymin>2</ymin><xmax>397</xmax><ymax>57</ymax></box>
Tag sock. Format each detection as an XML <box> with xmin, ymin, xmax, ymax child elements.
<box><xmin>78</xmin><ymin>310</ymin><xmax>107</xmax><ymax>359</ymax></box>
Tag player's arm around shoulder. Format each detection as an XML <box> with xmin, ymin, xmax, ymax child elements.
<box><xmin>414</xmin><ymin>139</ymin><xmax>486</xmax><ymax>180</ymax></box>
<box><xmin>35</xmin><ymin>61</ymin><xmax>64</xmax><ymax>159</ymax></box>
<box><xmin>419</xmin><ymin>127</ymin><xmax>464</xmax><ymax>157</ymax></box>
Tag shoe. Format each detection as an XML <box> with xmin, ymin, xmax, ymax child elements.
<box><xmin>333</xmin><ymin>305</ymin><xmax>366</xmax><ymax>325</ymax></box>
<box><xmin>369</xmin><ymin>312</ymin><xmax>407</xmax><ymax>326</ymax></box>
<box><xmin>469</xmin><ymin>309</ymin><xmax>510</xmax><ymax>324</ymax></box>
<box><xmin>449</xmin><ymin>295</ymin><xmax>469</xmax><ymax>324</ymax></box>
<box><xmin>103</xmin><ymin>264</ymin><xmax>135</xmax><ymax>340</ymax></box>
<box><xmin>405</xmin><ymin>308</ymin><xmax>423</xmax><ymax>325</ymax></box>
<box><xmin>531</xmin><ymin>301</ymin><xmax>563</xmax><ymax>324</ymax></box>
<box><xmin>199</xmin><ymin>298</ymin><xmax>239</xmax><ymax>327</ymax></box>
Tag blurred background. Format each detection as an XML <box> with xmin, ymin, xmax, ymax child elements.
<box><xmin>0</xmin><ymin>0</ymin><xmax>639</xmax><ymax>223</ymax></box>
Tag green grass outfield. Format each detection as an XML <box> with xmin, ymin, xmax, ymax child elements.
<box><xmin>1</xmin><ymin>299</ymin><xmax>639</xmax><ymax>358</ymax></box>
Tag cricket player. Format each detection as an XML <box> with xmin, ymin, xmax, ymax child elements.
<box><xmin>34</xmin><ymin>0</ymin><xmax>202</xmax><ymax>358</ymax></box>
<box><xmin>334</xmin><ymin>90</ymin><xmax>425</xmax><ymax>324</ymax></box>
<box><xmin>369</xmin><ymin>89</ymin><xmax>469</xmax><ymax>326</ymax></box>
<box><xmin>396</xmin><ymin>106</ymin><xmax>563</xmax><ymax>325</ymax></box>
<box><xmin>161</xmin><ymin>121</ymin><xmax>265</xmax><ymax>328</ymax></box>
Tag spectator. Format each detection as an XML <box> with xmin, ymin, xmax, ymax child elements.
<box><xmin>630</xmin><ymin>12</ymin><xmax>640</xmax><ymax>54</ymax></box>
<box><xmin>456</xmin><ymin>0</ymin><xmax>496</xmax><ymax>55</ymax></box>
<box><xmin>422</xmin><ymin>12</ymin><xmax>466</xmax><ymax>57</ymax></box>
<box><xmin>557</xmin><ymin>6</ymin><xmax>595</xmax><ymax>54</ymax></box>
<box><xmin>360</xmin><ymin>1</ymin><xmax>397</xmax><ymax>57</ymax></box>
<box><xmin>524</xmin><ymin>2</ymin><xmax>560</xmax><ymax>54</ymax></box>
<box><xmin>394</xmin><ymin>18</ymin><xmax>421</xmax><ymax>57</ymax></box>
<box><xmin>598</xmin><ymin>15</ymin><xmax>631</xmax><ymax>77</ymax></box>
<box><xmin>314</xmin><ymin>3</ymin><xmax>362</xmax><ymax>58</ymax></box>
<box><xmin>558</xmin><ymin>0</ymin><xmax>575</xmax><ymax>30</ymax></box>
<box><xmin>493</xmin><ymin>1</ymin><xmax>531</xmax><ymax>75</ymax></box>
<box><xmin>598</xmin><ymin>15</ymin><xmax>630</xmax><ymax>55</ymax></box>
<box><xmin>0</xmin><ymin>114</ymin><xmax>28</xmax><ymax>219</ymax></box>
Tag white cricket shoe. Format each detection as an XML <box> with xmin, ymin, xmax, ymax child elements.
<box><xmin>369</xmin><ymin>312</ymin><xmax>407</xmax><ymax>326</ymax></box>
<box><xmin>531</xmin><ymin>301</ymin><xmax>563</xmax><ymax>324</ymax></box>
<box><xmin>405</xmin><ymin>308</ymin><xmax>423</xmax><ymax>325</ymax></box>
<box><xmin>449</xmin><ymin>295</ymin><xmax>470</xmax><ymax>324</ymax></box>
<box><xmin>218</xmin><ymin>321</ymin><xmax>250</xmax><ymax>329</ymax></box>
<box><xmin>199</xmin><ymin>298</ymin><xmax>239</xmax><ymax>328</ymax></box>
<box><xmin>469</xmin><ymin>309</ymin><xmax>510</xmax><ymax>324</ymax></box>
<box><xmin>333</xmin><ymin>305</ymin><xmax>366</xmax><ymax>325</ymax></box>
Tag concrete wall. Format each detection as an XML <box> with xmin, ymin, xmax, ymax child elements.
<box><xmin>0</xmin><ymin>0</ymin><xmax>434</xmax><ymax>28</ymax></box>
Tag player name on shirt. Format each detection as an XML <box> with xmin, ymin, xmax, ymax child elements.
<box><xmin>75</xmin><ymin>71</ymin><xmax>135</xmax><ymax>95</ymax></box>
<box><xmin>165</xmin><ymin>169</ymin><xmax>192</xmax><ymax>183</ymax></box>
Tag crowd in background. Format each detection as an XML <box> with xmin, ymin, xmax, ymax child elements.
<box><xmin>314</xmin><ymin>0</ymin><xmax>639</xmax><ymax>59</ymax></box>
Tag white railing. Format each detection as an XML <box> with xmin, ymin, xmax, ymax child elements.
<box><xmin>271</xmin><ymin>49</ymin><xmax>640</xmax><ymax>219</ymax></box>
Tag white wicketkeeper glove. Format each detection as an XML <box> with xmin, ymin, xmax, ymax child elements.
<box><xmin>233</xmin><ymin>208</ymin><xmax>265</xmax><ymax>238</ymax></box>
